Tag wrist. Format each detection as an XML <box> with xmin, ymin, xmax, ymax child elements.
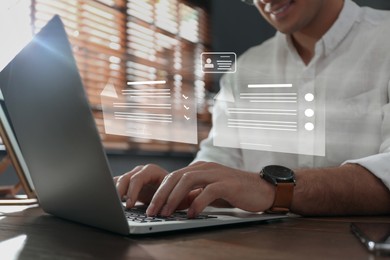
<box><xmin>259</xmin><ymin>165</ymin><xmax>296</xmax><ymax>213</ymax></box>
<box><xmin>259</xmin><ymin>177</ymin><xmax>276</xmax><ymax>210</ymax></box>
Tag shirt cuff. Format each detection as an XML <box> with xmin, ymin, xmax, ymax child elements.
<box><xmin>343</xmin><ymin>153</ymin><xmax>390</xmax><ymax>190</ymax></box>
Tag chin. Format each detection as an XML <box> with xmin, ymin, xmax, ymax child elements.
<box><xmin>272</xmin><ymin>24</ymin><xmax>296</xmax><ymax>35</ymax></box>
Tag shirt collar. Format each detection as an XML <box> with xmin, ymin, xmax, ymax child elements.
<box><xmin>321</xmin><ymin>0</ymin><xmax>360</xmax><ymax>57</ymax></box>
<box><xmin>277</xmin><ymin>0</ymin><xmax>361</xmax><ymax>60</ymax></box>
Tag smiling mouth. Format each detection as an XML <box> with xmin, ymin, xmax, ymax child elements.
<box><xmin>264</xmin><ymin>0</ymin><xmax>293</xmax><ymax>15</ymax></box>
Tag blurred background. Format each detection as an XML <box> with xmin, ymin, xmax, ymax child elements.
<box><xmin>0</xmin><ymin>0</ymin><xmax>389</xmax><ymax>191</ymax></box>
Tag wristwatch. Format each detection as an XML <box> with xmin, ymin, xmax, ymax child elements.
<box><xmin>260</xmin><ymin>165</ymin><xmax>296</xmax><ymax>213</ymax></box>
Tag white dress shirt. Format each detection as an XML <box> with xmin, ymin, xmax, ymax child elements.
<box><xmin>194</xmin><ymin>0</ymin><xmax>390</xmax><ymax>190</ymax></box>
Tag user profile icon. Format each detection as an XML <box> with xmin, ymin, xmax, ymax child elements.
<box><xmin>201</xmin><ymin>52</ymin><xmax>236</xmax><ymax>73</ymax></box>
<box><xmin>204</xmin><ymin>58</ymin><xmax>214</xmax><ymax>69</ymax></box>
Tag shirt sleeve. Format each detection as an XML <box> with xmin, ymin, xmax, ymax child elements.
<box><xmin>192</xmin><ymin>128</ymin><xmax>243</xmax><ymax>169</ymax></box>
<box><xmin>344</xmin><ymin>153</ymin><xmax>390</xmax><ymax>190</ymax></box>
<box><xmin>343</xmin><ymin>80</ymin><xmax>390</xmax><ymax>190</ymax></box>
<box><xmin>192</xmin><ymin>73</ymin><xmax>244</xmax><ymax>169</ymax></box>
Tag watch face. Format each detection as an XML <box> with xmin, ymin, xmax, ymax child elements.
<box><xmin>263</xmin><ymin>165</ymin><xmax>294</xmax><ymax>182</ymax></box>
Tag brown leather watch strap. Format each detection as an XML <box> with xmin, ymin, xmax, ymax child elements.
<box><xmin>268</xmin><ymin>182</ymin><xmax>294</xmax><ymax>213</ymax></box>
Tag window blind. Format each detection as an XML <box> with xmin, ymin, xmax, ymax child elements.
<box><xmin>11</xmin><ymin>0</ymin><xmax>211</xmax><ymax>153</ymax></box>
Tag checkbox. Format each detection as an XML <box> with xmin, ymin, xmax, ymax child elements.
<box><xmin>184</xmin><ymin>105</ymin><xmax>190</xmax><ymax>110</ymax></box>
<box><xmin>182</xmin><ymin>94</ymin><xmax>189</xmax><ymax>100</ymax></box>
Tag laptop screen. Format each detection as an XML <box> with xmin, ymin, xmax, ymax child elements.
<box><xmin>0</xmin><ymin>15</ymin><xmax>130</xmax><ymax>234</ymax></box>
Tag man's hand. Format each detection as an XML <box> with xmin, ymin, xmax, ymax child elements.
<box><xmin>145</xmin><ymin>161</ymin><xmax>275</xmax><ymax>218</ymax></box>
<box><xmin>114</xmin><ymin>164</ymin><xmax>169</xmax><ymax>208</ymax></box>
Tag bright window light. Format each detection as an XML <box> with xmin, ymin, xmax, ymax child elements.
<box><xmin>0</xmin><ymin>0</ymin><xmax>33</xmax><ymax>71</ymax></box>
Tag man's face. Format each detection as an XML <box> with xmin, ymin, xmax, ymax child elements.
<box><xmin>254</xmin><ymin>0</ymin><xmax>326</xmax><ymax>34</ymax></box>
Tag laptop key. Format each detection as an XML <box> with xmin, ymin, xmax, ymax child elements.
<box><xmin>124</xmin><ymin>206</ymin><xmax>216</xmax><ymax>222</ymax></box>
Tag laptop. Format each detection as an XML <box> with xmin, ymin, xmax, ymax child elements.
<box><xmin>0</xmin><ymin>15</ymin><xmax>288</xmax><ymax>235</ymax></box>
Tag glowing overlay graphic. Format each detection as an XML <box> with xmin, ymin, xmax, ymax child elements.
<box><xmin>101</xmin><ymin>81</ymin><xmax>197</xmax><ymax>144</ymax></box>
<box><xmin>201</xmin><ymin>52</ymin><xmax>236</xmax><ymax>73</ymax></box>
<box><xmin>213</xmin><ymin>82</ymin><xmax>325</xmax><ymax>156</ymax></box>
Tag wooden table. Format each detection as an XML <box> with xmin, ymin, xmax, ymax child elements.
<box><xmin>0</xmin><ymin>205</ymin><xmax>389</xmax><ymax>259</ymax></box>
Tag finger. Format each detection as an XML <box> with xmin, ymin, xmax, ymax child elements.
<box><xmin>176</xmin><ymin>188</ymin><xmax>203</xmax><ymax>210</ymax></box>
<box><xmin>158</xmin><ymin>170</ymin><xmax>219</xmax><ymax>216</ymax></box>
<box><xmin>113</xmin><ymin>176</ymin><xmax>119</xmax><ymax>184</ymax></box>
<box><xmin>146</xmin><ymin>163</ymin><xmax>211</xmax><ymax>216</ymax></box>
<box><xmin>126</xmin><ymin>164</ymin><xmax>167</xmax><ymax>208</ymax></box>
<box><xmin>115</xmin><ymin>165</ymin><xmax>144</xmax><ymax>199</ymax></box>
<box><xmin>146</xmin><ymin>170</ymin><xmax>182</xmax><ymax>216</ymax></box>
<box><xmin>187</xmin><ymin>183</ymin><xmax>223</xmax><ymax>218</ymax></box>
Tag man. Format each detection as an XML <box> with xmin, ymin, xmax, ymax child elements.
<box><xmin>115</xmin><ymin>0</ymin><xmax>390</xmax><ymax>218</ymax></box>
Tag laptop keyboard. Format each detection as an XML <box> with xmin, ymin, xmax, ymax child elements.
<box><xmin>124</xmin><ymin>206</ymin><xmax>216</xmax><ymax>223</ymax></box>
